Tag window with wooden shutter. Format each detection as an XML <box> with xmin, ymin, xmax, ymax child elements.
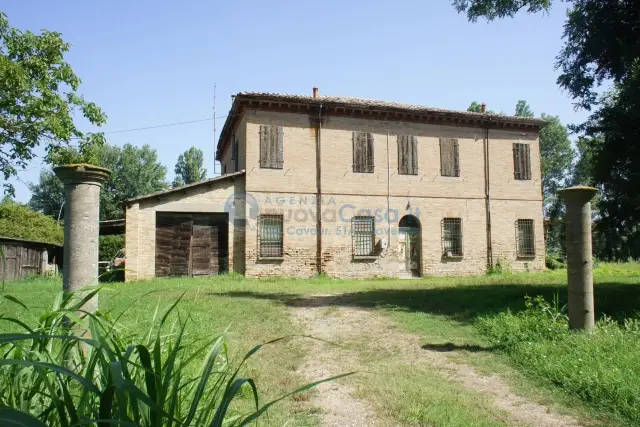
<box><xmin>352</xmin><ymin>131</ymin><xmax>374</xmax><ymax>173</ymax></box>
<box><xmin>513</xmin><ymin>143</ymin><xmax>531</xmax><ymax>180</ymax></box>
<box><xmin>258</xmin><ymin>214</ymin><xmax>283</xmax><ymax>258</ymax></box>
<box><xmin>352</xmin><ymin>216</ymin><xmax>376</xmax><ymax>257</ymax></box>
<box><xmin>516</xmin><ymin>219</ymin><xmax>535</xmax><ymax>257</ymax></box>
<box><xmin>233</xmin><ymin>140</ymin><xmax>239</xmax><ymax>171</ymax></box>
<box><xmin>439</xmin><ymin>138</ymin><xmax>460</xmax><ymax>177</ymax></box>
<box><xmin>442</xmin><ymin>218</ymin><xmax>463</xmax><ymax>257</ymax></box>
<box><xmin>398</xmin><ymin>135</ymin><xmax>418</xmax><ymax>175</ymax></box>
<box><xmin>259</xmin><ymin>125</ymin><xmax>284</xmax><ymax>169</ymax></box>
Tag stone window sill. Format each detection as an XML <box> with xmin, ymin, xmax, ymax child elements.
<box><xmin>353</xmin><ymin>255</ymin><xmax>378</xmax><ymax>260</ymax></box>
<box><xmin>259</xmin><ymin>256</ymin><xmax>284</xmax><ymax>261</ymax></box>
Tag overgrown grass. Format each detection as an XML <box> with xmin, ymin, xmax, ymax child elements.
<box><xmin>0</xmin><ymin>288</ymin><xmax>339</xmax><ymax>426</ymax></box>
<box><xmin>3</xmin><ymin>263</ymin><xmax>640</xmax><ymax>426</ymax></box>
<box><xmin>478</xmin><ymin>294</ymin><xmax>640</xmax><ymax>426</ymax></box>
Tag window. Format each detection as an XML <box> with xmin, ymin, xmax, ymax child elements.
<box><xmin>439</xmin><ymin>138</ymin><xmax>460</xmax><ymax>177</ymax></box>
<box><xmin>513</xmin><ymin>143</ymin><xmax>531</xmax><ymax>180</ymax></box>
<box><xmin>352</xmin><ymin>131</ymin><xmax>374</xmax><ymax>173</ymax></box>
<box><xmin>398</xmin><ymin>135</ymin><xmax>418</xmax><ymax>175</ymax></box>
<box><xmin>352</xmin><ymin>216</ymin><xmax>375</xmax><ymax>257</ymax></box>
<box><xmin>259</xmin><ymin>125</ymin><xmax>284</xmax><ymax>169</ymax></box>
<box><xmin>517</xmin><ymin>219</ymin><xmax>535</xmax><ymax>257</ymax></box>
<box><xmin>442</xmin><ymin>218</ymin><xmax>463</xmax><ymax>257</ymax></box>
<box><xmin>258</xmin><ymin>214</ymin><xmax>283</xmax><ymax>258</ymax></box>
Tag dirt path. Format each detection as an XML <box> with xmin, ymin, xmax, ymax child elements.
<box><xmin>290</xmin><ymin>295</ymin><xmax>583</xmax><ymax>427</ymax></box>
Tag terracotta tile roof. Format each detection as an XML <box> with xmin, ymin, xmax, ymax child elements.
<box><xmin>238</xmin><ymin>91</ymin><xmax>547</xmax><ymax>125</ymax></box>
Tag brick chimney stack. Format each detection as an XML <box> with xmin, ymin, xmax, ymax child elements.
<box><xmin>313</xmin><ymin>87</ymin><xmax>319</xmax><ymax>98</ymax></box>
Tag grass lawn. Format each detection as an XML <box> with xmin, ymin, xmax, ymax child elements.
<box><xmin>2</xmin><ymin>263</ymin><xmax>640</xmax><ymax>426</ymax></box>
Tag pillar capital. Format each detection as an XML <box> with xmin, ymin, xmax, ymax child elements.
<box><xmin>558</xmin><ymin>186</ymin><xmax>598</xmax><ymax>204</ymax></box>
<box><xmin>54</xmin><ymin>164</ymin><xmax>111</xmax><ymax>186</ymax></box>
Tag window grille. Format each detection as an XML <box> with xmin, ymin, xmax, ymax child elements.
<box><xmin>353</xmin><ymin>132</ymin><xmax>374</xmax><ymax>173</ymax></box>
<box><xmin>439</xmin><ymin>138</ymin><xmax>460</xmax><ymax>177</ymax></box>
<box><xmin>398</xmin><ymin>135</ymin><xmax>418</xmax><ymax>175</ymax></box>
<box><xmin>442</xmin><ymin>218</ymin><xmax>463</xmax><ymax>257</ymax></box>
<box><xmin>517</xmin><ymin>219</ymin><xmax>535</xmax><ymax>256</ymax></box>
<box><xmin>352</xmin><ymin>216</ymin><xmax>375</xmax><ymax>257</ymax></box>
<box><xmin>513</xmin><ymin>143</ymin><xmax>531</xmax><ymax>180</ymax></box>
<box><xmin>258</xmin><ymin>214</ymin><xmax>283</xmax><ymax>258</ymax></box>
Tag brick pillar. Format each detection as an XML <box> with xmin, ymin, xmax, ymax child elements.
<box><xmin>54</xmin><ymin>164</ymin><xmax>110</xmax><ymax>313</ymax></box>
<box><xmin>558</xmin><ymin>185</ymin><xmax>598</xmax><ymax>331</ymax></box>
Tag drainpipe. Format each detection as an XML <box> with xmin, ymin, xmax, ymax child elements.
<box><xmin>484</xmin><ymin>124</ymin><xmax>493</xmax><ymax>269</ymax></box>
<box><xmin>386</xmin><ymin>128</ymin><xmax>391</xmax><ymax>244</ymax></box>
<box><xmin>315</xmin><ymin>102</ymin><xmax>323</xmax><ymax>274</ymax></box>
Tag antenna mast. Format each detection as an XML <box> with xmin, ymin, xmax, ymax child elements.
<box><xmin>213</xmin><ymin>83</ymin><xmax>218</xmax><ymax>175</ymax></box>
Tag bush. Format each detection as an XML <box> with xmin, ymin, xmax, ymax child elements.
<box><xmin>478</xmin><ymin>295</ymin><xmax>640</xmax><ymax>424</ymax></box>
<box><xmin>0</xmin><ymin>290</ymin><xmax>338</xmax><ymax>426</ymax></box>
<box><xmin>99</xmin><ymin>234</ymin><xmax>124</xmax><ymax>262</ymax></box>
<box><xmin>545</xmin><ymin>255</ymin><xmax>566</xmax><ymax>270</ymax></box>
<box><xmin>0</xmin><ymin>201</ymin><xmax>63</xmax><ymax>244</ymax></box>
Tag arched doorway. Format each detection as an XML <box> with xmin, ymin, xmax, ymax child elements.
<box><xmin>398</xmin><ymin>215</ymin><xmax>421</xmax><ymax>276</ymax></box>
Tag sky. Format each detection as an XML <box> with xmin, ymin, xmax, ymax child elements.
<box><xmin>3</xmin><ymin>0</ymin><xmax>589</xmax><ymax>203</ymax></box>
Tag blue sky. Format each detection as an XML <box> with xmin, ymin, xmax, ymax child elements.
<box><xmin>4</xmin><ymin>0</ymin><xmax>587</xmax><ymax>202</ymax></box>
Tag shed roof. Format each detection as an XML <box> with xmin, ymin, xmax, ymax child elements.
<box><xmin>216</xmin><ymin>91</ymin><xmax>548</xmax><ymax>160</ymax></box>
<box><xmin>0</xmin><ymin>236</ymin><xmax>63</xmax><ymax>247</ymax></box>
<box><xmin>125</xmin><ymin>170</ymin><xmax>245</xmax><ymax>204</ymax></box>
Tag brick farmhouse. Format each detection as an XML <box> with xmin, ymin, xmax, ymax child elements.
<box><xmin>124</xmin><ymin>90</ymin><xmax>547</xmax><ymax>281</ymax></box>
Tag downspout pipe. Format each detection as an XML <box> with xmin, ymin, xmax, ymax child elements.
<box><xmin>316</xmin><ymin>103</ymin><xmax>323</xmax><ymax>274</ymax></box>
<box><xmin>387</xmin><ymin>127</ymin><xmax>391</xmax><ymax>244</ymax></box>
<box><xmin>484</xmin><ymin>124</ymin><xmax>493</xmax><ymax>270</ymax></box>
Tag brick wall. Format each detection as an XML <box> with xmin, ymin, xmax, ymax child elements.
<box><xmin>239</xmin><ymin>110</ymin><xmax>545</xmax><ymax>277</ymax></box>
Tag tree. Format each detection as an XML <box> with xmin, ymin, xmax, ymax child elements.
<box><xmin>0</xmin><ymin>12</ymin><xmax>106</xmax><ymax>195</ymax></box>
<box><xmin>28</xmin><ymin>170</ymin><xmax>65</xmax><ymax>218</ymax></box>
<box><xmin>514</xmin><ymin>100</ymin><xmax>534</xmax><ymax>118</ymax></box>
<box><xmin>173</xmin><ymin>147</ymin><xmax>207</xmax><ymax>187</ymax></box>
<box><xmin>29</xmin><ymin>143</ymin><xmax>169</xmax><ymax>220</ymax></box>
<box><xmin>453</xmin><ymin>0</ymin><xmax>640</xmax><ymax>259</ymax></box>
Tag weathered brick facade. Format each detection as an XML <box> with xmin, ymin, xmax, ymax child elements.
<box><xmin>126</xmin><ymin>91</ymin><xmax>546</xmax><ymax>281</ymax></box>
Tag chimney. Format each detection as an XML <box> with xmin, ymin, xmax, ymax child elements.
<box><xmin>481</xmin><ymin>103</ymin><xmax>486</xmax><ymax>113</ymax></box>
<box><xmin>313</xmin><ymin>87</ymin><xmax>319</xmax><ymax>99</ymax></box>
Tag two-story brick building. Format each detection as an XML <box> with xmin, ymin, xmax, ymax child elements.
<box><xmin>124</xmin><ymin>89</ymin><xmax>547</xmax><ymax>281</ymax></box>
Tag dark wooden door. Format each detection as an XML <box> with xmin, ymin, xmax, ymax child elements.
<box><xmin>155</xmin><ymin>213</ymin><xmax>227</xmax><ymax>278</ymax></box>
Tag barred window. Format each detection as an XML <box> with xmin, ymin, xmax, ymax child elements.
<box><xmin>513</xmin><ymin>143</ymin><xmax>531</xmax><ymax>180</ymax></box>
<box><xmin>353</xmin><ymin>132</ymin><xmax>374</xmax><ymax>173</ymax></box>
<box><xmin>442</xmin><ymin>218</ymin><xmax>463</xmax><ymax>257</ymax></box>
<box><xmin>259</xmin><ymin>126</ymin><xmax>284</xmax><ymax>169</ymax></box>
<box><xmin>352</xmin><ymin>216</ymin><xmax>375</xmax><ymax>257</ymax></box>
<box><xmin>258</xmin><ymin>214</ymin><xmax>283</xmax><ymax>258</ymax></box>
<box><xmin>398</xmin><ymin>135</ymin><xmax>418</xmax><ymax>175</ymax></box>
<box><xmin>517</xmin><ymin>219</ymin><xmax>535</xmax><ymax>257</ymax></box>
<box><xmin>439</xmin><ymin>138</ymin><xmax>460</xmax><ymax>177</ymax></box>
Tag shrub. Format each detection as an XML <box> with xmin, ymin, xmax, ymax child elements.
<box><xmin>99</xmin><ymin>234</ymin><xmax>124</xmax><ymax>262</ymax></box>
<box><xmin>0</xmin><ymin>201</ymin><xmax>63</xmax><ymax>244</ymax></box>
<box><xmin>0</xmin><ymin>290</ymin><xmax>341</xmax><ymax>426</ymax></box>
<box><xmin>545</xmin><ymin>255</ymin><xmax>566</xmax><ymax>270</ymax></box>
<box><xmin>477</xmin><ymin>295</ymin><xmax>640</xmax><ymax>424</ymax></box>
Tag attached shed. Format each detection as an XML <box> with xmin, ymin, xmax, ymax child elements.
<box><xmin>0</xmin><ymin>236</ymin><xmax>63</xmax><ymax>281</ymax></box>
<box><xmin>124</xmin><ymin>171</ymin><xmax>246</xmax><ymax>282</ymax></box>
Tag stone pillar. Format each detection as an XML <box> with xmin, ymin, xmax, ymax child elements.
<box><xmin>54</xmin><ymin>164</ymin><xmax>110</xmax><ymax>313</ymax></box>
<box><xmin>558</xmin><ymin>186</ymin><xmax>598</xmax><ymax>331</ymax></box>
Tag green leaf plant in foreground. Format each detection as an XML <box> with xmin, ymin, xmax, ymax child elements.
<box><xmin>0</xmin><ymin>289</ymin><xmax>351</xmax><ymax>426</ymax></box>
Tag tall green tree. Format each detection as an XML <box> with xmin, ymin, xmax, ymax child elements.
<box><xmin>29</xmin><ymin>143</ymin><xmax>168</xmax><ymax>220</ymax></box>
<box><xmin>454</xmin><ymin>0</ymin><xmax>640</xmax><ymax>259</ymax></box>
<box><xmin>28</xmin><ymin>170</ymin><xmax>65</xmax><ymax>219</ymax></box>
<box><xmin>0</xmin><ymin>12</ymin><xmax>106</xmax><ymax>195</ymax></box>
<box><xmin>514</xmin><ymin>100</ymin><xmax>534</xmax><ymax>118</ymax></box>
<box><xmin>173</xmin><ymin>147</ymin><xmax>207</xmax><ymax>187</ymax></box>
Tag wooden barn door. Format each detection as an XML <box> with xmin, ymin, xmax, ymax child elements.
<box><xmin>155</xmin><ymin>213</ymin><xmax>227</xmax><ymax>278</ymax></box>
